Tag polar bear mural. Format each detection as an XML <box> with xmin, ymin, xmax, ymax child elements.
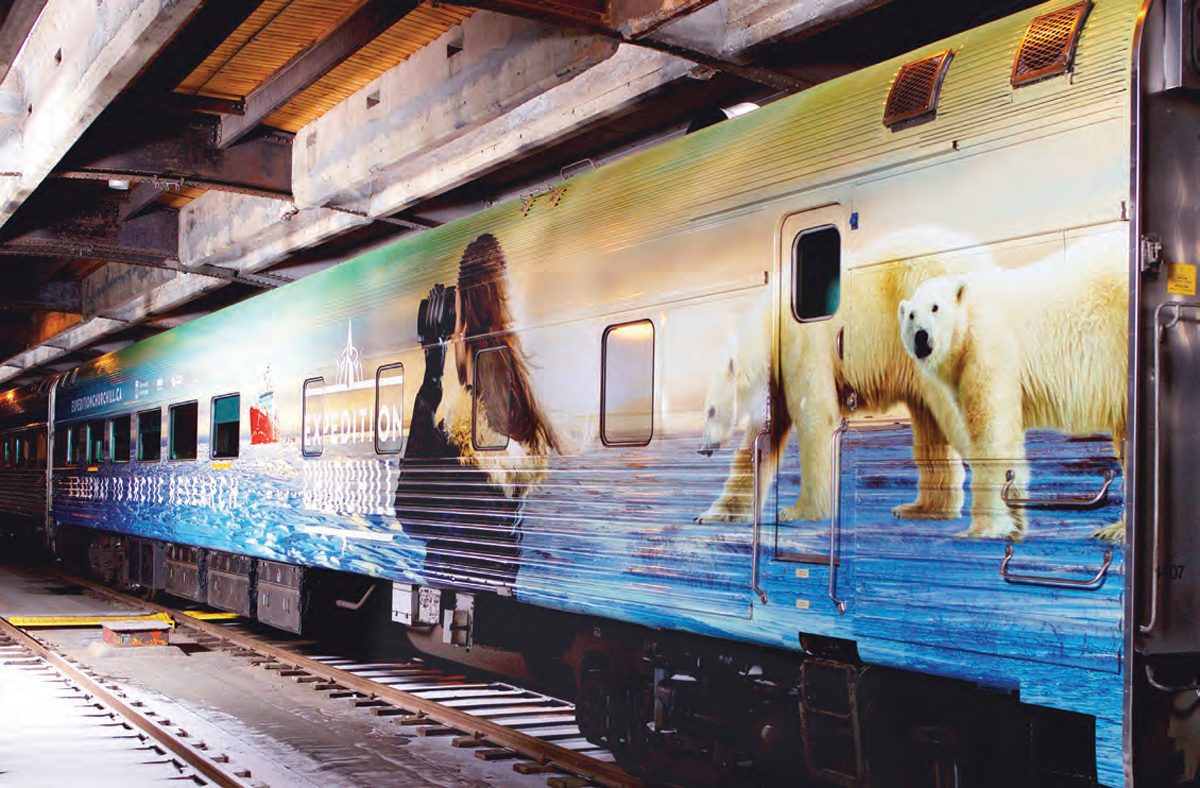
<box><xmin>898</xmin><ymin>232</ymin><xmax>1128</xmax><ymax>542</ymax></box>
<box><xmin>697</xmin><ymin>229</ymin><xmax>989</xmax><ymax>526</ymax></box>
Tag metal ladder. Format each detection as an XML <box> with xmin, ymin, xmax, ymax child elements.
<box><xmin>799</xmin><ymin>658</ymin><xmax>863</xmax><ymax>785</ymax></box>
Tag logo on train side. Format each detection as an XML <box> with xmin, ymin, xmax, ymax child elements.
<box><xmin>69</xmin><ymin>386</ymin><xmax>123</xmax><ymax>414</ymax></box>
<box><xmin>304</xmin><ymin>320</ymin><xmax>403</xmax><ymax>449</ymax></box>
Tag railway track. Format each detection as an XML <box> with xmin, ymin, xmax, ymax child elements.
<box><xmin>60</xmin><ymin>571</ymin><xmax>641</xmax><ymax>788</ymax></box>
<box><xmin>0</xmin><ymin>612</ymin><xmax>250</xmax><ymax>787</ymax></box>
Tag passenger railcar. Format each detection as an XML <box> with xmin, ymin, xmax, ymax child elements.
<box><xmin>0</xmin><ymin>380</ymin><xmax>50</xmax><ymax>541</ymax></box>
<box><xmin>14</xmin><ymin>0</ymin><xmax>1200</xmax><ymax>783</ymax></box>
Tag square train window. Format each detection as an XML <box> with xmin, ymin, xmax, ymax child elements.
<box><xmin>473</xmin><ymin>348</ymin><xmax>512</xmax><ymax>451</ymax></box>
<box><xmin>138</xmin><ymin>409</ymin><xmax>162</xmax><ymax>462</ymax></box>
<box><xmin>375</xmin><ymin>363</ymin><xmax>405</xmax><ymax>454</ymax></box>
<box><xmin>169</xmin><ymin>402</ymin><xmax>198</xmax><ymax>461</ymax></box>
<box><xmin>211</xmin><ymin>394</ymin><xmax>240</xmax><ymax>459</ymax></box>
<box><xmin>602</xmin><ymin>320</ymin><xmax>655</xmax><ymax>446</ymax></box>
<box><xmin>792</xmin><ymin>225</ymin><xmax>841</xmax><ymax>322</ymax></box>
<box><xmin>302</xmin><ymin>377</ymin><xmax>324</xmax><ymax>457</ymax></box>
<box><xmin>110</xmin><ymin>415</ymin><xmax>131</xmax><ymax>463</ymax></box>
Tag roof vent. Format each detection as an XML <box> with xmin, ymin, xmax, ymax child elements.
<box><xmin>883</xmin><ymin>49</ymin><xmax>954</xmax><ymax>129</ymax></box>
<box><xmin>1011</xmin><ymin>1</ymin><xmax>1092</xmax><ymax>87</ymax></box>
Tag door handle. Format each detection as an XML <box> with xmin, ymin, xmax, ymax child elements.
<box><xmin>1142</xmin><ymin>302</ymin><xmax>1188</xmax><ymax>634</ymax></box>
<box><xmin>751</xmin><ymin>429</ymin><xmax>770</xmax><ymax>604</ymax></box>
<box><xmin>1001</xmin><ymin>469</ymin><xmax>1114</xmax><ymax>510</ymax></box>
<box><xmin>828</xmin><ymin>420</ymin><xmax>848</xmax><ymax>614</ymax></box>
<box><xmin>1000</xmin><ymin>543</ymin><xmax>1113</xmax><ymax>590</ymax></box>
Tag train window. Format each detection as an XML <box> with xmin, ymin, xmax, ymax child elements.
<box><xmin>12</xmin><ymin>435</ymin><xmax>23</xmax><ymax>468</ymax></box>
<box><xmin>86</xmin><ymin>420</ymin><xmax>105</xmax><ymax>464</ymax></box>
<box><xmin>68</xmin><ymin>423</ymin><xmax>87</xmax><ymax>464</ymax></box>
<box><xmin>211</xmin><ymin>394</ymin><xmax>240</xmax><ymax>459</ymax></box>
<box><xmin>601</xmin><ymin>320</ymin><xmax>655</xmax><ymax>446</ymax></box>
<box><xmin>109</xmin><ymin>415</ymin><xmax>131</xmax><ymax>463</ymax></box>
<box><xmin>302</xmin><ymin>377</ymin><xmax>324</xmax><ymax>458</ymax></box>
<box><xmin>374</xmin><ymin>363</ymin><xmax>404</xmax><ymax>454</ymax></box>
<box><xmin>169</xmin><ymin>402</ymin><xmax>198</xmax><ymax>461</ymax></box>
<box><xmin>472</xmin><ymin>348</ymin><xmax>512</xmax><ymax>451</ymax></box>
<box><xmin>35</xmin><ymin>432</ymin><xmax>46</xmax><ymax>464</ymax></box>
<box><xmin>1</xmin><ymin>435</ymin><xmax>9</xmax><ymax>467</ymax></box>
<box><xmin>137</xmin><ymin>409</ymin><xmax>162</xmax><ymax>462</ymax></box>
<box><xmin>792</xmin><ymin>226</ymin><xmax>841</xmax><ymax>322</ymax></box>
<box><xmin>52</xmin><ymin>428</ymin><xmax>67</xmax><ymax>467</ymax></box>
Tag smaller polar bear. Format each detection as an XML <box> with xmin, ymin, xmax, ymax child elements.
<box><xmin>697</xmin><ymin>227</ymin><xmax>995</xmax><ymax>526</ymax></box>
<box><xmin>898</xmin><ymin>232</ymin><xmax>1127</xmax><ymax>542</ymax></box>
<box><xmin>699</xmin><ymin>294</ymin><xmax>770</xmax><ymax>458</ymax></box>
<box><xmin>696</xmin><ymin>288</ymin><xmax>844</xmax><ymax>524</ymax></box>
<box><xmin>696</xmin><ymin>290</ymin><xmax>777</xmax><ymax>522</ymax></box>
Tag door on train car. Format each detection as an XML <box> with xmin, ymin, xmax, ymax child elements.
<box><xmin>1136</xmin><ymin>9</ymin><xmax>1200</xmax><ymax>659</ymax></box>
<box><xmin>771</xmin><ymin>208</ymin><xmax>850</xmax><ymax>591</ymax></box>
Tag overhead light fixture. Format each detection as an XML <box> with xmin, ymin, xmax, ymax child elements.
<box><xmin>107</xmin><ymin>178</ymin><xmax>130</xmax><ymax>190</ymax></box>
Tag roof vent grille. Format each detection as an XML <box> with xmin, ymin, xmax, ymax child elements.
<box><xmin>1011</xmin><ymin>1</ymin><xmax>1092</xmax><ymax>87</ymax></box>
<box><xmin>883</xmin><ymin>49</ymin><xmax>954</xmax><ymax>129</ymax></box>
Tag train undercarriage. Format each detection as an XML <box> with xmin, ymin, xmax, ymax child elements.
<box><xmin>44</xmin><ymin>523</ymin><xmax>1103</xmax><ymax>787</ymax></box>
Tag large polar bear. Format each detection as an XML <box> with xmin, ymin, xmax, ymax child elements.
<box><xmin>697</xmin><ymin>229</ymin><xmax>986</xmax><ymax>525</ymax></box>
<box><xmin>897</xmin><ymin>231</ymin><xmax>1127</xmax><ymax>541</ymax></box>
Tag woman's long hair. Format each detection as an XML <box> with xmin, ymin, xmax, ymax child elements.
<box><xmin>459</xmin><ymin>233</ymin><xmax>562</xmax><ymax>453</ymax></box>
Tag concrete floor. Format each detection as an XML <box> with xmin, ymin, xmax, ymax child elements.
<box><xmin>0</xmin><ymin>567</ymin><xmax>551</xmax><ymax>787</ymax></box>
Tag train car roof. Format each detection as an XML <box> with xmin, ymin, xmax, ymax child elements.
<box><xmin>57</xmin><ymin>0</ymin><xmax>1142</xmax><ymax>401</ymax></box>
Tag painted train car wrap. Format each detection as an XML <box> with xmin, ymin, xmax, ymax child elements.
<box><xmin>41</xmin><ymin>0</ymin><xmax>1181</xmax><ymax>784</ymax></box>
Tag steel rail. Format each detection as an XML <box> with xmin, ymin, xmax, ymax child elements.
<box><xmin>0</xmin><ymin>614</ymin><xmax>247</xmax><ymax>788</ymax></box>
<box><xmin>64</xmin><ymin>572</ymin><xmax>642</xmax><ymax>788</ymax></box>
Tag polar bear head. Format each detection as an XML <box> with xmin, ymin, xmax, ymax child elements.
<box><xmin>898</xmin><ymin>276</ymin><xmax>967</xmax><ymax>375</ymax></box>
<box><xmin>700</xmin><ymin>357</ymin><xmax>742</xmax><ymax>455</ymax></box>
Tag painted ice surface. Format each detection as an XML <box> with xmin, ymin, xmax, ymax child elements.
<box><xmin>52</xmin><ymin>423</ymin><xmax>1126</xmax><ymax>785</ymax></box>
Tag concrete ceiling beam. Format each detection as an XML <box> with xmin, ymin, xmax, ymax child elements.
<box><xmin>0</xmin><ymin>0</ymin><xmax>884</xmax><ymax>384</ymax></box>
<box><xmin>217</xmin><ymin>0</ymin><xmax>421</xmax><ymax>149</ymax></box>
<box><xmin>646</xmin><ymin>0</ymin><xmax>886</xmax><ymax>61</ymax></box>
<box><xmin>293</xmin><ymin>13</ymin><xmax>620</xmax><ymax>211</ymax></box>
<box><xmin>0</xmin><ymin>0</ymin><xmax>203</xmax><ymax>233</ymax></box>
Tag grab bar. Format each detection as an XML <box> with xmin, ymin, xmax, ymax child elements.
<box><xmin>1142</xmin><ymin>302</ymin><xmax>1188</xmax><ymax>634</ymax></box>
<box><xmin>750</xmin><ymin>429</ymin><xmax>769</xmax><ymax>604</ymax></box>
<box><xmin>1001</xmin><ymin>469</ymin><xmax>1114</xmax><ymax>510</ymax></box>
<box><xmin>828</xmin><ymin>420</ymin><xmax>848</xmax><ymax>614</ymax></box>
<box><xmin>1000</xmin><ymin>544</ymin><xmax>1113</xmax><ymax>590</ymax></box>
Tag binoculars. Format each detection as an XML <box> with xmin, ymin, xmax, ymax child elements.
<box><xmin>417</xmin><ymin>284</ymin><xmax>456</xmax><ymax>345</ymax></box>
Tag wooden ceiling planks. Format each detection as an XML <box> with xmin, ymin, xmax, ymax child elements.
<box><xmin>176</xmin><ymin>0</ymin><xmax>472</xmax><ymax>132</ymax></box>
<box><xmin>265</xmin><ymin>4</ymin><xmax>474</xmax><ymax>131</ymax></box>
<box><xmin>178</xmin><ymin>0</ymin><xmax>370</xmax><ymax>99</ymax></box>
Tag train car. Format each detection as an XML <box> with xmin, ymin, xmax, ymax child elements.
<box><xmin>0</xmin><ymin>380</ymin><xmax>51</xmax><ymax>545</ymax></box>
<box><xmin>37</xmin><ymin>0</ymin><xmax>1200</xmax><ymax>784</ymax></box>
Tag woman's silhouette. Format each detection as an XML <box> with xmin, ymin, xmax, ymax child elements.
<box><xmin>395</xmin><ymin>233</ymin><xmax>561</xmax><ymax>589</ymax></box>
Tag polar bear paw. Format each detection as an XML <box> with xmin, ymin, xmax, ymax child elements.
<box><xmin>893</xmin><ymin>500</ymin><xmax>959</xmax><ymax>521</ymax></box>
<box><xmin>779</xmin><ymin>501</ymin><xmax>829</xmax><ymax>522</ymax></box>
<box><xmin>1092</xmin><ymin>521</ymin><xmax>1125</xmax><ymax>544</ymax></box>
<box><xmin>695</xmin><ymin>505</ymin><xmax>751</xmax><ymax>524</ymax></box>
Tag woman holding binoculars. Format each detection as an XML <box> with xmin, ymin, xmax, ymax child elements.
<box><xmin>393</xmin><ymin>232</ymin><xmax>562</xmax><ymax>590</ymax></box>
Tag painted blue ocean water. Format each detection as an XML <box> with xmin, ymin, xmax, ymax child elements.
<box><xmin>52</xmin><ymin>421</ymin><xmax>1126</xmax><ymax>786</ymax></box>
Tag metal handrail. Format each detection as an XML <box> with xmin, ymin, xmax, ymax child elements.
<box><xmin>1000</xmin><ymin>543</ymin><xmax>1114</xmax><ymax>590</ymax></box>
<box><xmin>1142</xmin><ymin>301</ymin><xmax>1190</xmax><ymax>634</ymax></box>
<box><xmin>750</xmin><ymin>429</ymin><xmax>770</xmax><ymax>604</ymax></box>
<box><xmin>828</xmin><ymin>420</ymin><xmax>848</xmax><ymax>614</ymax></box>
<box><xmin>1001</xmin><ymin>468</ymin><xmax>1114</xmax><ymax>510</ymax></box>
